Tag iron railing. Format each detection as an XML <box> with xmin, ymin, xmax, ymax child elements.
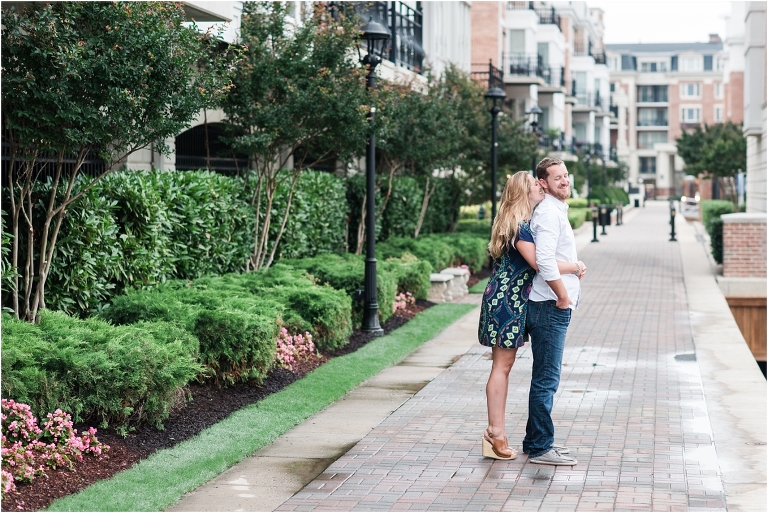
<box><xmin>334</xmin><ymin>1</ymin><xmax>424</xmax><ymax>74</ymax></box>
<box><xmin>535</xmin><ymin>7</ymin><xmax>561</xmax><ymax>31</ymax></box>
<box><xmin>470</xmin><ymin>60</ymin><xmax>504</xmax><ymax>89</ymax></box>
<box><xmin>506</xmin><ymin>1</ymin><xmax>534</xmax><ymax>10</ymax></box>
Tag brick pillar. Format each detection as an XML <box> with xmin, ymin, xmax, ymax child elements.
<box><xmin>722</xmin><ymin>213</ymin><xmax>767</xmax><ymax>278</ymax></box>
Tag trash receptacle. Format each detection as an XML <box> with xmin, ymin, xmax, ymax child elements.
<box><xmin>634</xmin><ymin>198</ymin><xmax>640</xmax><ymax>208</ymax></box>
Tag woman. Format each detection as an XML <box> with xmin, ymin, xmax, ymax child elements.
<box><xmin>478</xmin><ymin>171</ymin><xmax>585</xmax><ymax>460</ymax></box>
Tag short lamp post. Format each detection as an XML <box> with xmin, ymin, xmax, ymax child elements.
<box><xmin>527</xmin><ymin>105</ymin><xmax>543</xmax><ymax>176</ymax></box>
<box><xmin>485</xmin><ymin>86</ymin><xmax>506</xmax><ymax>221</ymax></box>
<box><xmin>584</xmin><ymin>151</ymin><xmax>592</xmax><ymax>203</ymax></box>
<box><xmin>359</xmin><ymin>17</ymin><xmax>390</xmax><ymax>335</ymax></box>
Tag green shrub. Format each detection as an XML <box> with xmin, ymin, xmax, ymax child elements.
<box><xmin>32</xmin><ymin>177</ymin><xmax>122</xmax><ymax>317</ymax></box>
<box><xmin>568</xmin><ymin>208</ymin><xmax>588</xmax><ymax>229</ymax></box>
<box><xmin>701</xmin><ymin>200</ymin><xmax>736</xmax><ymax>232</ymax></box>
<box><xmin>566</xmin><ymin>198</ymin><xmax>589</xmax><ymax>208</ymax></box>
<box><xmin>459</xmin><ymin>201</ymin><xmax>492</xmax><ymax>221</ymax></box>
<box><xmin>380</xmin><ymin>176</ymin><xmax>422</xmax><ymax>240</ymax></box>
<box><xmin>283</xmin><ymin>254</ymin><xmax>397</xmax><ymax>326</ymax></box>
<box><xmin>377</xmin><ymin>233</ymin><xmax>489</xmax><ymax>273</ymax></box>
<box><xmin>345</xmin><ymin>174</ymin><xmax>383</xmax><ymax>252</ymax></box>
<box><xmin>101</xmin><ymin>286</ymin><xmax>282</xmax><ymax>384</ymax></box>
<box><xmin>262</xmin><ymin>170</ymin><xmax>348</xmax><ymax>259</ymax></box>
<box><xmin>381</xmin><ymin>253</ymin><xmax>433</xmax><ymax>300</ymax></box>
<box><xmin>589</xmin><ymin>185</ymin><xmax>629</xmax><ymax>206</ymax></box>
<box><xmin>1</xmin><ymin>311</ymin><xmax>201</xmax><ymax>433</ymax></box>
<box><xmin>420</xmin><ymin>177</ymin><xmax>462</xmax><ymax>235</ymax></box>
<box><xmin>709</xmin><ymin>217</ymin><xmax>725</xmax><ymax>264</ymax></box>
<box><xmin>456</xmin><ymin>218</ymin><xmax>492</xmax><ymax>236</ymax></box>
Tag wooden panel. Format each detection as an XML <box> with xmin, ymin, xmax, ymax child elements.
<box><xmin>726</xmin><ymin>297</ymin><xmax>767</xmax><ymax>361</ymax></box>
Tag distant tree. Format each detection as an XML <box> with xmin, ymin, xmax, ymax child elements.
<box><xmin>436</xmin><ymin>66</ymin><xmax>536</xmax><ymax>208</ymax></box>
<box><xmin>221</xmin><ymin>2</ymin><xmax>369</xmax><ymax>270</ymax></box>
<box><xmin>1</xmin><ymin>1</ymin><xmax>236</xmax><ymax>322</ymax></box>
<box><xmin>677</xmin><ymin>122</ymin><xmax>746</xmax><ymax>202</ymax></box>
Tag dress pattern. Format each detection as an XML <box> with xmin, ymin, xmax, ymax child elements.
<box><xmin>478</xmin><ymin>222</ymin><xmax>534</xmax><ymax>349</ymax></box>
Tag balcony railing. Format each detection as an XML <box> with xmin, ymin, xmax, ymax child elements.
<box><xmin>573</xmin><ymin>41</ymin><xmax>591</xmax><ymax>57</ymax></box>
<box><xmin>470</xmin><ymin>60</ymin><xmax>504</xmax><ymax>89</ymax></box>
<box><xmin>507</xmin><ymin>1</ymin><xmax>534</xmax><ymax>10</ymax></box>
<box><xmin>540</xmin><ymin>66</ymin><xmax>565</xmax><ymax>87</ymax></box>
<box><xmin>505</xmin><ymin>53</ymin><xmax>542</xmax><ymax>78</ymax></box>
<box><xmin>573</xmin><ymin>92</ymin><xmax>608</xmax><ymax>110</ymax></box>
<box><xmin>331</xmin><ymin>2</ymin><xmax>424</xmax><ymax>74</ymax></box>
<box><xmin>535</xmin><ymin>7</ymin><xmax>561</xmax><ymax>32</ymax></box>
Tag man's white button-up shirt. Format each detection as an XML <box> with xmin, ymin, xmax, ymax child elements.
<box><xmin>529</xmin><ymin>194</ymin><xmax>580</xmax><ymax>309</ymax></box>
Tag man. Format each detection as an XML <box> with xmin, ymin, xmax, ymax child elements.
<box><xmin>524</xmin><ymin>157</ymin><xmax>586</xmax><ymax>466</ymax></box>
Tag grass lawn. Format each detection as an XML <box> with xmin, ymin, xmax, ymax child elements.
<box><xmin>46</xmin><ymin>302</ymin><xmax>476</xmax><ymax>512</ymax></box>
<box><xmin>468</xmin><ymin>277</ymin><xmax>489</xmax><ymax>294</ymax></box>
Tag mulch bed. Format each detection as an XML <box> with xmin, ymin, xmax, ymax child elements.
<box><xmin>1</xmin><ymin>300</ymin><xmax>434</xmax><ymax>512</ymax></box>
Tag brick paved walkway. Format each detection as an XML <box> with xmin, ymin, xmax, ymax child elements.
<box><xmin>277</xmin><ymin>204</ymin><xmax>728</xmax><ymax>512</ymax></box>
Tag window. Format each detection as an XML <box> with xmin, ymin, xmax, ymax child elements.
<box><xmin>716</xmin><ymin>57</ymin><xmax>725</xmax><ymax>71</ymax></box>
<box><xmin>671</xmin><ymin>55</ymin><xmax>678</xmax><ymax>71</ymax></box>
<box><xmin>639</xmin><ymin>156</ymin><xmax>656</xmax><ymax>174</ymax></box>
<box><xmin>638</xmin><ymin>108</ymin><xmax>668</xmax><ymax>126</ymax></box>
<box><xmin>509</xmin><ymin>29</ymin><xmax>525</xmax><ymax>55</ymax></box>
<box><xmin>681</xmin><ymin>56</ymin><xmax>701</xmax><ymax>71</ymax></box>
<box><xmin>704</xmin><ymin>55</ymin><xmax>713</xmax><ymax>71</ymax></box>
<box><xmin>681</xmin><ymin>107</ymin><xmax>701</xmax><ymax>123</ymax></box>
<box><xmin>537</xmin><ymin>42</ymin><xmax>549</xmax><ymax>67</ymax></box>
<box><xmin>715</xmin><ymin>105</ymin><xmax>723</xmax><ymax>123</ymax></box>
<box><xmin>540</xmin><ymin>107</ymin><xmax>550</xmax><ymax>130</ymax></box>
<box><xmin>621</xmin><ymin>55</ymin><xmax>636</xmax><ymax>70</ymax></box>
<box><xmin>638</xmin><ymin>132</ymin><xmax>668</xmax><ymax>149</ymax></box>
<box><xmin>715</xmin><ymin>82</ymin><xmax>724</xmax><ymax>99</ymax></box>
<box><xmin>608</xmin><ymin>56</ymin><xmax>619</xmax><ymax>70</ymax></box>
<box><xmin>680</xmin><ymin>83</ymin><xmax>700</xmax><ymax>98</ymax></box>
<box><xmin>637</xmin><ymin>85</ymin><xmax>668</xmax><ymax>102</ymax></box>
<box><xmin>639</xmin><ymin>61</ymin><xmax>667</xmax><ymax>73</ymax></box>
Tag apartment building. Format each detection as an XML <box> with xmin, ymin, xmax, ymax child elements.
<box><xmin>606</xmin><ymin>38</ymin><xmax>728</xmax><ymax>199</ymax></box>
<box><xmin>471</xmin><ymin>1</ymin><xmax>614</xmax><ymax>175</ymax></box>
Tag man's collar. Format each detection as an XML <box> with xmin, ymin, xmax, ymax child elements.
<box><xmin>543</xmin><ymin>193</ymin><xmax>569</xmax><ymax>211</ymax></box>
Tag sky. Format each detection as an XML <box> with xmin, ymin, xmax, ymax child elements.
<box><xmin>588</xmin><ymin>1</ymin><xmax>733</xmax><ymax>45</ymax></box>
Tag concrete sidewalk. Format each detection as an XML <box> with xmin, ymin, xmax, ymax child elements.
<box><xmin>169</xmin><ymin>202</ymin><xmax>766</xmax><ymax>512</ymax></box>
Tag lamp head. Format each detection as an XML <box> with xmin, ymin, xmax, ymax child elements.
<box><xmin>484</xmin><ymin>86</ymin><xmax>506</xmax><ymax>113</ymax></box>
<box><xmin>359</xmin><ymin>17</ymin><xmax>391</xmax><ymax>67</ymax></box>
<box><xmin>526</xmin><ymin>105</ymin><xmax>543</xmax><ymax>132</ymax></box>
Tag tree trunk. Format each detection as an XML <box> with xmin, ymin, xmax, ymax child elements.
<box><xmin>263</xmin><ymin>171</ymin><xmax>301</xmax><ymax>270</ymax></box>
<box><xmin>355</xmin><ymin>194</ymin><xmax>366</xmax><ymax>255</ymax></box>
<box><xmin>414</xmin><ymin>177</ymin><xmax>437</xmax><ymax>239</ymax></box>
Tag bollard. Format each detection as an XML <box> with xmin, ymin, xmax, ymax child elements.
<box><xmin>669</xmin><ymin>202</ymin><xmax>677</xmax><ymax>241</ymax></box>
<box><xmin>591</xmin><ymin>205</ymin><xmax>599</xmax><ymax>243</ymax></box>
<box><xmin>599</xmin><ymin>205</ymin><xmax>608</xmax><ymax>236</ymax></box>
<box><xmin>614</xmin><ymin>201</ymin><xmax>621</xmax><ymax>226</ymax></box>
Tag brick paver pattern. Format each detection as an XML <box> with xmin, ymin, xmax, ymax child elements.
<box><xmin>278</xmin><ymin>205</ymin><xmax>726</xmax><ymax>512</ymax></box>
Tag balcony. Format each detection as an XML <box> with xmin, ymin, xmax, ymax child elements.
<box><xmin>503</xmin><ymin>53</ymin><xmax>544</xmax><ymax>84</ymax></box>
<box><xmin>572</xmin><ymin>92</ymin><xmax>608</xmax><ymax>111</ymax></box>
<box><xmin>470</xmin><ymin>60</ymin><xmax>504</xmax><ymax>89</ymax></box>
<box><xmin>505</xmin><ymin>3</ymin><xmax>561</xmax><ymax>32</ymax></box>
<box><xmin>332</xmin><ymin>2</ymin><xmax>424</xmax><ymax>74</ymax></box>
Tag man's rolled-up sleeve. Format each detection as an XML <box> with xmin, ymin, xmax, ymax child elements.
<box><xmin>531</xmin><ymin>209</ymin><xmax>560</xmax><ymax>281</ymax></box>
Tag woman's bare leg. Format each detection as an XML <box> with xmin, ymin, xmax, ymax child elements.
<box><xmin>486</xmin><ymin>346</ymin><xmax>518</xmax><ymax>439</ymax></box>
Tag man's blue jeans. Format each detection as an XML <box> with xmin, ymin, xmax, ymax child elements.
<box><xmin>522</xmin><ymin>300</ymin><xmax>571</xmax><ymax>458</ymax></box>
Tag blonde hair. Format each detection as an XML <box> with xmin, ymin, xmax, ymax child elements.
<box><xmin>488</xmin><ymin>171</ymin><xmax>534</xmax><ymax>259</ymax></box>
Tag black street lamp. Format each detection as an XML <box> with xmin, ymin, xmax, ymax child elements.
<box><xmin>485</xmin><ymin>86</ymin><xmax>506</xmax><ymax>221</ymax></box>
<box><xmin>359</xmin><ymin>17</ymin><xmax>390</xmax><ymax>336</ymax></box>
<box><xmin>527</xmin><ymin>105</ymin><xmax>543</xmax><ymax>176</ymax></box>
<box><xmin>584</xmin><ymin>151</ymin><xmax>592</xmax><ymax>203</ymax></box>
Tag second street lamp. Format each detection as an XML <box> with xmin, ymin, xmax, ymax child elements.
<box><xmin>485</xmin><ymin>86</ymin><xmax>506</xmax><ymax>221</ymax></box>
<box><xmin>359</xmin><ymin>17</ymin><xmax>390</xmax><ymax>336</ymax></box>
<box><xmin>527</xmin><ymin>105</ymin><xmax>543</xmax><ymax>176</ymax></box>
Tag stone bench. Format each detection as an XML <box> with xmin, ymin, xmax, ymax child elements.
<box><xmin>440</xmin><ymin>267</ymin><xmax>470</xmax><ymax>299</ymax></box>
<box><xmin>428</xmin><ymin>273</ymin><xmax>454</xmax><ymax>303</ymax></box>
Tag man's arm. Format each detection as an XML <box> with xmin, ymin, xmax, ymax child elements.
<box><xmin>531</xmin><ymin>208</ymin><xmax>572</xmax><ymax>309</ymax></box>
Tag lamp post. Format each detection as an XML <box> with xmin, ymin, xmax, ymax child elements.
<box><xmin>584</xmin><ymin>151</ymin><xmax>592</xmax><ymax>204</ymax></box>
<box><xmin>527</xmin><ymin>105</ymin><xmax>543</xmax><ymax>176</ymax></box>
<box><xmin>485</xmin><ymin>86</ymin><xmax>506</xmax><ymax>221</ymax></box>
<box><xmin>359</xmin><ymin>17</ymin><xmax>390</xmax><ymax>336</ymax></box>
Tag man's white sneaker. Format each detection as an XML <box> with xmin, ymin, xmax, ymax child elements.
<box><xmin>553</xmin><ymin>444</ymin><xmax>569</xmax><ymax>454</ymax></box>
<box><xmin>529</xmin><ymin>449</ymin><xmax>577</xmax><ymax>466</ymax></box>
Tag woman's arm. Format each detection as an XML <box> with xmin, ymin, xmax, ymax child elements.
<box><xmin>517</xmin><ymin>240</ymin><xmax>584</xmax><ymax>276</ymax></box>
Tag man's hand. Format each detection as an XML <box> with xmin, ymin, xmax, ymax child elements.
<box><xmin>555</xmin><ymin>295</ymin><xmax>573</xmax><ymax>309</ymax></box>
<box><xmin>577</xmin><ymin>260</ymin><xmax>587</xmax><ymax>280</ymax></box>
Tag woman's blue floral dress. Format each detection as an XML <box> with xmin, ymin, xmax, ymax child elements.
<box><xmin>478</xmin><ymin>221</ymin><xmax>534</xmax><ymax>349</ymax></box>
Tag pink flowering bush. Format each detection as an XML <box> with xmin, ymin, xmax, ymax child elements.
<box><xmin>393</xmin><ymin>291</ymin><xmax>416</xmax><ymax>314</ymax></box>
<box><xmin>274</xmin><ymin>327</ymin><xmax>317</xmax><ymax>372</ymax></box>
<box><xmin>1</xmin><ymin>399</ymin><xmax>108</xmax><ymax>495</ymax></box>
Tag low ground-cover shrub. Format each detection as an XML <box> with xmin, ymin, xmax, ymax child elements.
<box><xmin>282</xmin><ymin>254</ymin><xmax>397</xmax><ymax>326</ymax></box>
<box><xmin>100</xmin><ymin>287</ymin><xmax>281</xmax><ymax>385</ymax></box>
<box><xmin>589</xmin><ymin>185</ymin><xmax>630</xmax><ymax>206</ymax></box>
<box><xmin>377</xmin><ymin>232</ymin><xmax>489</xmax><ymax>273</ymax></box>
<box><xmin>1</xmin><ymin>399</ymin><xmax>108</xmax><ymax>495</ymax></box>
<box><xmin>381</xmin><ymin>254</ymin><xmax>432</xmax><ymax>300</ymax></box>
<box><xmin>568</xmin><ymin>208</ymin><xmax>589</xmax><ymax>229</ymax></box>
<box><xmin>1</xmin><ymin>312</ymin><xmax>201</xmax><ymax>434</ymax></box>
<box><xmin>565</xmin><ymin>198</ymin><xmax>589</xmax><ymax>208</ymax></box>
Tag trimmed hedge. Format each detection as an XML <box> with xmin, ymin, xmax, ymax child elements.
<box><xmin>701</xmin><ymin>200</ymin><xmax>735</xmax><ymax>265</ymax></box>
<box><xmin>1</xmin><ymin>311</ymin><xmax>201</xmax><ymax>434</ymax></box>
<box><xmin>588</xmin><ymin>185</ymin><xmax>630</xmax><ymax>206</ymax></box>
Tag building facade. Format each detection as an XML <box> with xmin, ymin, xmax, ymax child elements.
<box><xmin>470</xmin><ymin>1</ymin><xmax>616</xmax><ymax>184</ymax></box>
<box><xmin>606</xmin><ymin>39</ymin><xmax>728</xmax><ymax>199</ymax></box>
